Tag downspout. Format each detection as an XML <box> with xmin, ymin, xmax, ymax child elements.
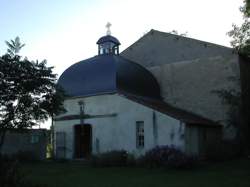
<box><xmin>152</xmin><ymin>111</ymin><xmax>158</xmax><ymax>146</ymax></box>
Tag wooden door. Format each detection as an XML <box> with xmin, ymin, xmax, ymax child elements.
<box><xmin>74</xmin><ymin>124</ymin><xmax>92</xmax><ymax>158</ymax></box>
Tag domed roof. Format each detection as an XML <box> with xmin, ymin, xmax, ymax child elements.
<box><xmin>96</xmin><ymin>35</ymin><xmax>120</xmax><ymax>45</ymax></box>
<box><xmin>58</xmin><ymin>54</ymin><xmax>161</xmax><ymax>99</ymax></box>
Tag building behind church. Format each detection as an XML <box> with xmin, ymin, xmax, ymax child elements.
<box><xmin>54</xmin><ymin>28</ymin><xmax>241</xmax><ymax>159</ymax></box>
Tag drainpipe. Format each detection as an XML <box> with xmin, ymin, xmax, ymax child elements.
<box><xmin>153</xmin><ymin>111</ymin><xmax>158</xmax><ymax>146</ymax></box>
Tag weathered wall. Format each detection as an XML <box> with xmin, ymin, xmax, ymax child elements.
<box><xmin>121</xmin><ymin>30</ymin><xmax>234</xmax><ymax>67</ymax></box>
<box><xmin>54</xmin><ymin>94</ymin><xmax>185</xmax><ymax>159</ymax></box>
<box><xmin>121</xmin><ymin>30</ymin><xmax>241</xmax><ymax>139</ymax></box>
<box><xmin>1</xmin><ymin>129</ymin><xmax>47</xmax><ymax>160</ymax></box>
<box><xmin>149</xmin><ymin>56</ymin><xmax>240</xmax><ymax>139</ymax></box>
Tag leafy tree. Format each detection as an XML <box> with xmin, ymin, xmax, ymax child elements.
<box><xmin>227</xmin><ymin>0</ymin><xmax>250</xmax><ymax>58</ymax></box>
<box><xmin>0</xmin><ymin>38</ymin><xmax>65</xmax><ymax>152</ymax></box>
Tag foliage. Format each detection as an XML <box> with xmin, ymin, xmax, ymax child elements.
<box><xmin>0</xmin><ymin>158</ymin><xmax>23</xmax><ymax>187</ymax></box>
<box><xmin>227</xmin><ymin>0</ymin><xmax>250</xmax><ymax>58</ymax></box>
<box><xmin>212</xmin><ymin>88</ymin><xmax>241</xmax><ymax>127</ymax></box>
<box><xmin>138</xmin><ymin>146</ymin><xmax>197</xmax><ymax>169</ymax></box>
<box><xmin>227</xmin><ymin>20</ymin><xmax>250</xmax><ymax>56</ymax></box>
<box><xmin>0</xmin><ymin>155</ymin><xmax>46</xmax><ymax>187</ymax></box>
<box><xmin>14</xmin><ymin>151</ymin><xmax>39</xmax><ymax>162</ymax></box>
<box><xmin>241</xmin><ymin>0</ymin><xmax>250</xmax><ymax>17</ymax></box>
<box><xmin>91</xmin><ymin>150</ymin><xmax>133</xmax><ymax>167</ymax></box>
<box><xmin>0</xmin><ymin>37</ymin><xmax>66</xmax><ymax>150</ymax></box>
<box><xmin>5</xmin><ymin>37</ymin><xmax>25</xmax><ymax>57</ymax></box>
<box><xmin>91</xmin><ymin>147</ymin><xmax>196</xmax><ymax>169</ymax></box>
<box><xmin>0</xmin><ymin>55</ymin><xmax>65</xmax><ymax>127</ymax></box>
<box><xmin>247</xmin><ymin>0</ymin><xmax>250</xmax><ymax>16</ymax></box>
<box><xmin>225</xmin><ymin>0</ymin><xmax>250</xmax><ymax>154</ymax></box>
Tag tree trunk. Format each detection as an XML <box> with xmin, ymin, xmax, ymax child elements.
<box><xmin>51</xmin><ymin>114</ymin><xmax>55</xmax><ymax>158</ymax></box>
<box><xmin>0</xmin><ymin>130</ymin><xmax>7</xmax><ymax>154</ymax></box>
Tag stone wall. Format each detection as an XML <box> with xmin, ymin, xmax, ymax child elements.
<box><xmin>121</xmin><ymin>30</ymin><xmax>241</xmax><ymax>139</ymax></box>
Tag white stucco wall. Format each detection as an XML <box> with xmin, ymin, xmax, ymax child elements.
<box><xmin>54</xmin><ymin>94</ymin><xmax>185</xmax><ymax>159</ymax></box>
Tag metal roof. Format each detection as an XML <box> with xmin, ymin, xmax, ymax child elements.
<box><xmin>58</xmin><ymin>54</ymin><xmax>161</xmax><ymax>99</ymax></box>
<box><xmin>96</xmin><ymin>35</ymin><xmax>121</xmax><ymax>45</ymax></box>
<box><xmin>120</xmin><ymin>91</ymin><xmax>221</xmax><ymax>126</ymax></box>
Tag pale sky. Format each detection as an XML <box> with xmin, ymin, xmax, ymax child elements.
<box><xmin>0</xmin><ymin>0</ymin><xmax>244</xmax><ymax>128</ymax></box>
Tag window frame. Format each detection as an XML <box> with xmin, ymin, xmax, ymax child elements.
<box><xmin>136</xmin><ymin>121</ymin><xmax>145</xmax><ymax>149</ymax></box>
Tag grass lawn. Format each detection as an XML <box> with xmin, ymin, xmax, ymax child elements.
<box><xmin>21</xmin><ymin>158</ymin><xmax>250</xmax><ymax>187</ymax></box>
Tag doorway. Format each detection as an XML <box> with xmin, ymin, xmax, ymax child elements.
<box><xmin>74</xmin><ymin>124</ymin><xmax>92</xmax><ymax>158</ymax></box>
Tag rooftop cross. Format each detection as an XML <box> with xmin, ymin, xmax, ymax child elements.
<box><xmin>106</xmin><ymin>22</ymin><xmax>111</xmax><ymax>35</ymax></box>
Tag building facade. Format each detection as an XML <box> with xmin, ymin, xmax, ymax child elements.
<box><xmin>54</xmin><ymin>29</ymin><xmax>235</xmax><ymax>159</ymax></box>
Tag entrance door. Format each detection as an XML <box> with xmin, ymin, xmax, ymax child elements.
<box><xmin>74</xmin><ymin>124</ymin><xmax>92</xmax><ymax>158</ymax></box>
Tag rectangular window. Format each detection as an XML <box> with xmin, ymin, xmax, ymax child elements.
<box><xmin>136</xmin><ymin>121</ymin><xmax>144</xmax><ymax>148</ymax></box>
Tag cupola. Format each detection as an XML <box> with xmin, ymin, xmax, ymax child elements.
<box><xmin>58</xmin><ymin>24</ymin><xmax>161</xmax><ymax>99</ymax></box>
<box><xmin>96</xmin><ymin>22</ymin><xmax>120</xmax><ymax>55</ymax></box>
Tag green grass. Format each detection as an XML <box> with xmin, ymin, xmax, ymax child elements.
<box><xmin>21</xmin><ymin>159</ymin><xmax>250</xmax><ymax>187</ymax></box>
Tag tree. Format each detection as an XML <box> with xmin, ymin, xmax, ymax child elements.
<box><xmin>227</xmin><ymin>0</ymin><xmax>250</xmax><ymax>58</ymax></box>
<box><xmin>5</xmin><ymin>37</ymin><xmax>25</xmax><ymax>57</ymax></box>
<box><xmin>226</xmin><ymin>0</ymin><xmax>250</xmax><ymax>154</ymax></box>
<box><xmin>244</xmin><ymin>0</ymin><xmax>250</xmax><ymax>17</ymax></box>
<box><xmin>0</xmin><ymin>38</ymin><xmax>65</xmax><ymax>152</ymax></box>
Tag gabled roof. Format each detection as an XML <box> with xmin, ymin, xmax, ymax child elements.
<box><xmin>119</xmin><ymin>91</ymin><xmax>221</xmax><ymax>126</ymax></box>
<box><xmin>121</xmin><ymin>29</ymin><xmax>235</xmax><ymax>67</ymax></box>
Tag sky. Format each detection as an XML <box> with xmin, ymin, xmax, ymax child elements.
<box><xmin>0</xmin><ymin>0</ymin><xmax>244</xmax><ymax>128</ymax></box>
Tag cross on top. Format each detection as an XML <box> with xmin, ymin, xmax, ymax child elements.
<box><xmin>106</xmin><ymin>22</ymin><xmax>111</xmax><ymax>35</ymax></box>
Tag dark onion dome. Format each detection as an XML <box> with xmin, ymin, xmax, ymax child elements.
<box><xmin>58</xmin><ymin>54</ymin><xmax>161</xmax><ymax>99</ymax></box>
<box><xmin>96</xmin><ymin>35</ymin><xmax>120</xmax><ymax>45</ymax></box>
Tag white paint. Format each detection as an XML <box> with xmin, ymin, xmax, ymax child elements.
<box><xmin>54</xmin><ymin>94</ymin><xmax>184</xmax><ymax>159</ymax></box>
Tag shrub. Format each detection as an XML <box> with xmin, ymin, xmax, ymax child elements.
<box><xmin>206</xmin><ymin>140</ymin><xmax>242</xmax><ymax>161</ymax></box>
<box><xmin>126</xmin><ymin>153</ymin><xmax>136</xmax><ymax>166</ymax></box>
<box><xmin>139</xmin><ymin>145</ymin><xmax>197</xmax><ymax>169</ymax></box>
<box><xmin>0</xmin><ymin>157</ymin><xmax>23</xmax><ymax>187</ymax></box>
<box><xmin>14</xmin><ymin>151</ymin><xmax>38</xmax><ymax>162</ymax></box>
<box><xmin>0</xmin><ymin>154</ymin><xmax>46</xmax><ymax>187</ymax></box>
<box><xmin>91</xmin><ymin>150</ymin><xmax>129</xmax><ymax>167</ymax></box>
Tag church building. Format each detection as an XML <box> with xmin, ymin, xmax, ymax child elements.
<box><xmin>54</xmin><ymin>25</ymin><xmax>240</xmax><ymax>159</ymax></box>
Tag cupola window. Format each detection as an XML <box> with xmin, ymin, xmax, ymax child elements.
<box><xmin>97</xmin><ymin>22</ymin><xmax>120</xmax><ymax>55</ymax></box>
